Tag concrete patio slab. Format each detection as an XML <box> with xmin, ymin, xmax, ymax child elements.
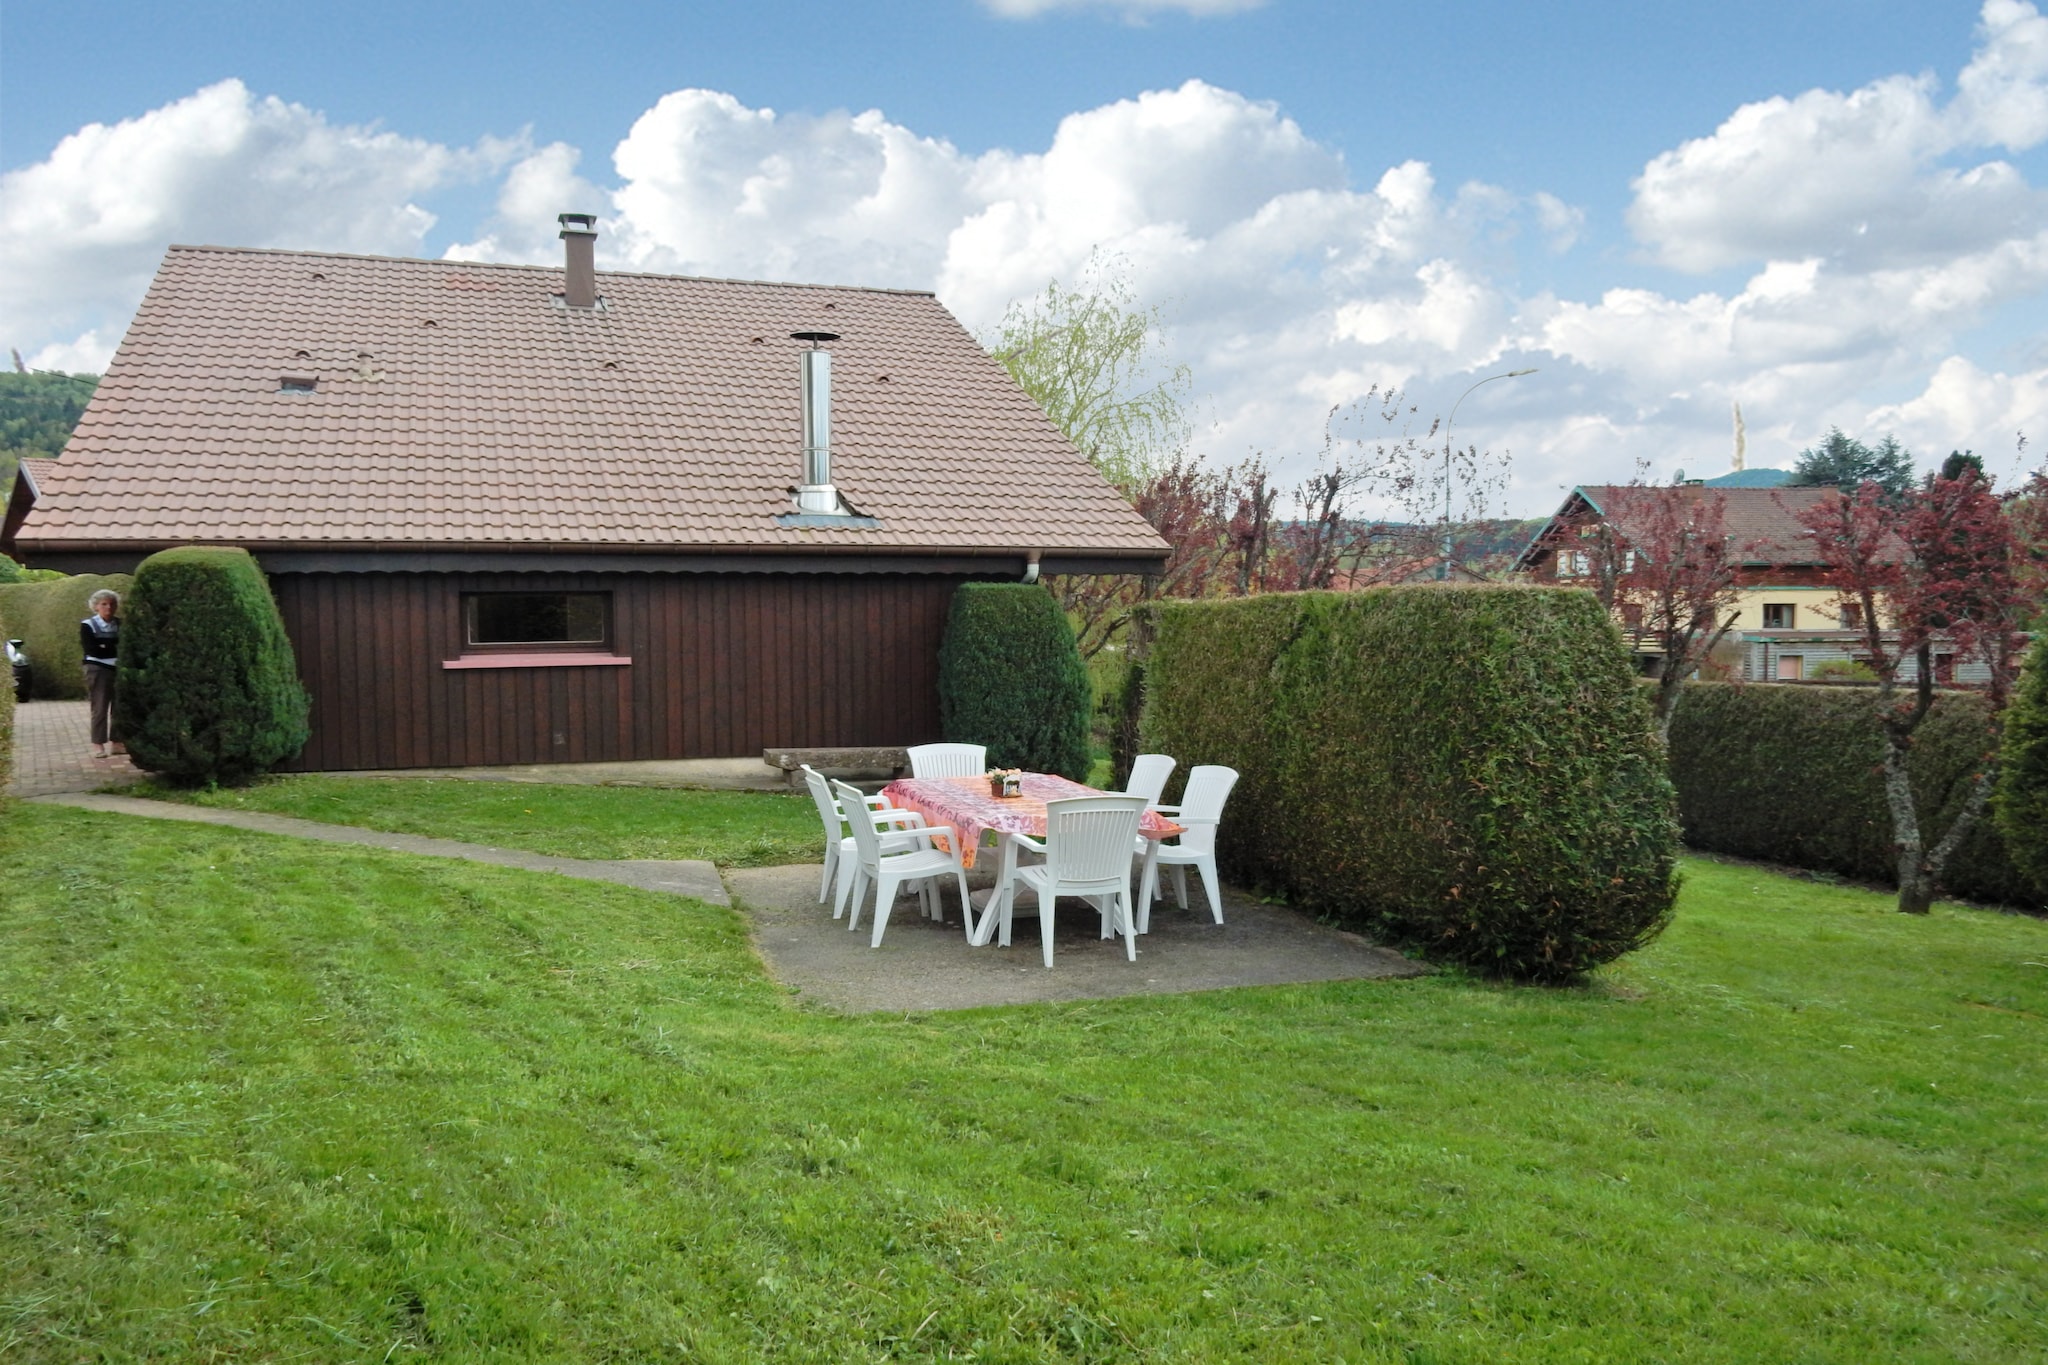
<box><xmin>726</xmin><ymin>862</ymin><xmax>1426</xmax><ymax>1013</ymax></box>
<box><xmin>28</xmin><ymin>792</ymin><xmax>729</xmax><ymax>906</ymax></box>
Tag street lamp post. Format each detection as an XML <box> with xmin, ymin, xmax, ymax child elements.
<box><xmin>1437</xmin><ymin>367</ymin><xmax>1537</xmax><ymax>580</ymax></box>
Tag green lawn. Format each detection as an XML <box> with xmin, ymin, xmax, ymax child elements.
<box><xmin>130</xmin><ymin>774</ymin><xmax>827</xmax><ymax>866</ymax></box>
<box><xmin>3</xmin><ymin>803</ymin><xmax>2045</xmax><ymax>1362</ymax></box>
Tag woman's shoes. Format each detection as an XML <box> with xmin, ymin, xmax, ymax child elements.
<box><xmin>90</xmin><ymin>745</ymin><xmax>107</xmax><ymax>758</ymax></box>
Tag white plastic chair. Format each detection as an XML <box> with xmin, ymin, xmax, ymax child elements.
<box><xmin>907</xmin><ymin>743</ymin><xmax>987</xmax><ymax>778</ymax></box>
<box><xmin>1136</xmin><ymin>765</ymin><xmax>1239</xmax><ymax>932</ymax></box>
<box><xmin>995</xmin><ymin>795</ymin><xmax>1147</xmax><ymax>968</ymax></box>
<box><xmin>836</xmin><ymin>779</ymin><xmax>971</xmax><ymax>948</ymax></box>
<box><xmin>800</xmin><ymin>765</ymin><xmax>925</xmax><ymax>918</ymax></box>
<box><xmin>1122</xmin><ymin>753</ymin><xmax>1176</xmax><ymax>808</ymax></box>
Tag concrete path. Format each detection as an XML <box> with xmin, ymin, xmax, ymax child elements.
<box><xmin>726</xmin><ymin>863</ymin><xmax>1425</xmax><ymax>1013</ymax></box>
<box><xmin>4</xmin><ymin>699</ymin><xmax>793</xmax><ymax>797</ymax></box>
<box><xmin>7</xmin><ymin>700</ymin><xmax>145</xmax><ymax>797</ymax></box>
<box><xmin>28</xmin><ymin>792</ymin><xmax>729</xmax><ymax>906</ymax></box>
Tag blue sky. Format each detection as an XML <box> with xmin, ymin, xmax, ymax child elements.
<box><xmin>4</xmin><ymin>0</ymin><xmax>2044</xmax><ymax>515</ymax></box>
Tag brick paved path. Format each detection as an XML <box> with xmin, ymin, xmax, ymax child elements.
<box><xmin>7</xmin><ymin>700</ymin><xmax>144</xmax><ymax>797</ymax></box>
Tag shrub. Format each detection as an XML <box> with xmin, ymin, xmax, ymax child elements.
<box><xmin>0</xmin><ymin>572</ymin><xmax>133</xmax><ymax>699</ymax></box>
<box><xmin>116</xmin><ymin>547</ymin><xmax>310</xmax><ymax>786</ymax></box>
<box><xmin>1995</xmin><ymin>650</ymin><xmax>2048</xmax><ymax>899</ymax></box>
<box><xmin>1811</xmin><ymin>659</ymin><xmax>1878</xmax><ymax>683</ymax></box>
<box><xmin>1142</xmin><ymin>586</ymin><xmax>1680</xmax><ymax>982</ymax></box>
<box><xmin>1666</xmin><ymin>682</ymin><xmax>2030</xmax><ymax>907</ymax></box>
<box><xmin>937</xmin><ymin>583</ymin><xmax>1092</xmax><ymax>779</ymax></box>
<box><xmin>0</xmin><ymin>652</ymin><xmax>12</xmax><ymax>797</ymax></box>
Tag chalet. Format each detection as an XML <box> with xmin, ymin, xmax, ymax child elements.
<box><xmin>2</xmin><ymin>217</ymin><xmax>1168</xmax><ymax>769</ymax></box>
<box><xmin>1514</xmin><ymin>482</ymin><xmax>1984</xmax><ymax>684</ymax></box>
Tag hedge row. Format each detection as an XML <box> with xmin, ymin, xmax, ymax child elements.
<box><xmin>0</xmin><ymin>573</ymin><xmax>133</xmax><ymax>700</ymax></box>
<box><xmin>1140</xmin><ymin>586</ymin><xmax>1680</xmax><ymax>981</ymax></box>
<box><xmin>937</xmin><ymin>582</ymin><xmax>1092</xmax><ymax>779</ymax></box>
<box><xmin>0</xmin><ymin>654</ymin><xmax>13</xmax><ymax>797</ymax></box>
<box><xmin>1997</xmin><ymin>649</ymin><xmax>2048</xmax><ymax>893</ymax></box>
<box><xmin>1665</xmin><ymin>682</ymin><xmax>2032</xmax><ymax>907</ymax></box>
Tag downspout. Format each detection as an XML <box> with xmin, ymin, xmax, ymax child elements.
<box><xmin>1022</xmin><ymin>550</ymin><xmax>1041</xmax><ymax>585</ymax></box>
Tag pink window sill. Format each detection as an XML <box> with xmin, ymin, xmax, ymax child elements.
<box><xmin>442</xmin><ymin>652</ymin><xmax>633</xmax><ymax>670</ymax></box>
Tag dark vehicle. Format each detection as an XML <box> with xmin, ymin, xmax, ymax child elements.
<box><xmin>7</xmin><ymin>638</ymin><xmax>28</xmax><ymax>703</ymax></box>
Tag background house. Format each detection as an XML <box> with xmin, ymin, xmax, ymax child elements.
<box><xmin>4</xmin><ymin>220</ymin><xmax>1168</xmax><ymax>769</ymax></box>
<box><xmin>1513</xmin><ymin>482</ymin><xmax>1986</xmax><ymax>684</ymax></box>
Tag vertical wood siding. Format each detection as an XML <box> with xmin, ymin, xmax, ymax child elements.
<box><xmin>269</xmin><ymin>570</ymin><xmax>966</xmax><ymax>770</ymax></box>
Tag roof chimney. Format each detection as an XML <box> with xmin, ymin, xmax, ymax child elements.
<box><xmin>558</xmin><ymin>213</ymin><xmax>598</xmax><ymax>309</ymax></box>
<box><xmin>791</xmin><ymin>330</ymin><xmax>844</xmax><ymax>515</ymax></box>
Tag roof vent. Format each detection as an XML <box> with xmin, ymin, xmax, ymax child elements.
<box><xmin>558</xmin><ymin>212</ymin><xmax>598</xmax><ymax>309</ymax></box>
<box><xmin>791</xmin><ymin>331</ymin><xmax>846</xmax><ymax>516</ymax></box>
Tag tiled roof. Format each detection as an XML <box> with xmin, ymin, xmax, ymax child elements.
<box><xmin>1578</xmin><ymin>484</ymin><xmax>1846</xmax><ymax>565</ymax></box>
<box><xmin>14</xmin><ymin>246</ymin><xmax>1169</xmax><ymax>560</ymax></box>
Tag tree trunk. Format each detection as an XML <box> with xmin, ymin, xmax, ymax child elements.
<box><xmin>1881</xmin><ymin>735</ymin><xmax>1934</xmax><ymax>914</ymax></box>
<box><xmin>1652</xmin><ymin>673</ymin><xmax>1682</xmax><ymax>745</ymax></box>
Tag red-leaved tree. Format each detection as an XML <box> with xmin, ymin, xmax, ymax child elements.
<box><xmin>1795</xmin><ymin>468</ymin><xmax>2038</xmax><ymax>913</ymax></box>
<box><xmin>1574</xmin><ymin>478</ymin><xmax>1760</xmax><ymax>739</ymax></box>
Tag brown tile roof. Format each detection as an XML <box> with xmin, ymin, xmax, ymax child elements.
<box><xmin>1585</xmin><ymin>484</ymin><xmax>1844</xmax><ymax>564</ymax></box>
<box><xmin>13</xmin><ymin>246</ymin><xmax>1169</xmax><ymax>561</ymax></box>
<box><xmin>1523</xmin><ymin>484</ymin><xmax>1851</xmax><ymax>568</ymax></box>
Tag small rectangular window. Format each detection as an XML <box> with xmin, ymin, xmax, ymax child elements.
<box><xmin>279</xmin><ymin>375</ymin><xmax>317</xmax><ymax>393</ymax></box>
<box><xmin>1839</xmin><ymin>602</ymin><xmax>1863</xmax><ymax>629</ymax></box>
<box><xmin>1776</xmin><ymin>654</ymin><xmax>1805</xmax><ymax>681</ymax></box>
<box><xmin>1934</xmin><ymin>653</ymin><xmax>1957</xmax><ymax>684</ymax></box>
<box><xmin>464</xmin><ymin>592</ymin><xmax>610</xmax><ymax>649</ymax></box>
<box><xmin>1763</xmin><ymin>603</ymin><xmax>1796</xmax><ymax>629</ymax></box>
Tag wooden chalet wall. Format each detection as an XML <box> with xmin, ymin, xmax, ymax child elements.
<box><xmin>269</xmin><ymin>570</ymin><xmax>971</xmax><ymax>771</ymax></box>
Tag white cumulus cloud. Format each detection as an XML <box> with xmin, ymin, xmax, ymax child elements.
<box><xmin>1629</xmin><ymin>0</ymin><xmax>2048</xmax><ymax>274</ymax></box>
<box><xmin>7</xmin><ymin>1</ymin><xmax>2048</xmax><ymax>513</ymax></box>
<box><xmin>0</xmin><ymin>78</ymin><xmax>515</xmax><ymax>369</ymax></box>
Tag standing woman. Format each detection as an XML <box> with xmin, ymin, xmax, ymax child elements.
<box><xmin>81</xmin><ymin>588</ymin><xmax>123</xmax><ymax>759</ymax></box>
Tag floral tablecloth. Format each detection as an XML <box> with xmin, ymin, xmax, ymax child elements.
<box><xmin>878</xmin><ymin>773</ymin><xmax>1183</xmax><ymax>868</ymax></box>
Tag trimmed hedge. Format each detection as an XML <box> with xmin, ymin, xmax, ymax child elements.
<box><xmin>116</xmin><ymin>547</ymin><xmax>310</xmax><ymax>786</ymax></box>
<box><xmin>0</xmin><ymin>572</ymin><xmax>133</xmax><ymax>699</ymax></box>
<box><xmin>0</xmin><ymin>652</ymin><xmax>12</xmax><ymax>796</ymax></box>
<box><xmin>1997</xmin><ymin>649</ymin><xmax>2048</xmax><ymax>896</ymax></box>
<box><xmin>1142</xmin><ymin>586</ymin><xmax>1680</xmax><ymax>982</ymax></box>
<box><xmin>937</xmin><ymin>583</ymin><xmax>1092</xmax><ymax>780</ymax></box>
<box><xmin>1666</xmin><ymin>682</ymin><xmax>2032</xmax><ymax>907</ymax></box>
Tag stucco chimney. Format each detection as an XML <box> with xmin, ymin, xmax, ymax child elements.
<box><xmin>558</xmin><ymin>213</ymin><xmax>598</xmax><ymax>309</ymax></box>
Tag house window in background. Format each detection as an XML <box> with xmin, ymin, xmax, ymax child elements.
<box><xmin>464</xmin><ymin>592</ymin><xmax>611</xmax><ymax>650</ymax></box>
<box><xmin>1763</xmin><ymin>603</ymin><xmax>1796</xmax><ymax>629</ymax></box>
<box><xmin>1776</xmin><ymin>655</ymin><xmax>1805</xmax><ymax>681</ymax></box>
<box><xmin>1935</xmin><ymin>653</ymin><xmax>1957</xmax><ymax>684</ymax></box>
<box><xmin>1558</xmin><ymin>551</ymin><xmax>1590</xmax><ymax>578</ymax></box>
<box><xmin>1839</xmin><ymin>601</ymin><xmax>1863</xmax><ymax>629</ymax></box>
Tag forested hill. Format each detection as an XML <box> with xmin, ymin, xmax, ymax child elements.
<box><xmin>0</xmin><ymin>369</ymin><xmax>100</xmax><ymax>487</ymax></box>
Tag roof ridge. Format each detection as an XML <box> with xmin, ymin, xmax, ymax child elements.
<box><xmin>161</xmin><ymin>244</ymin><xmax>940</xmax><ymax>298</ymax></box>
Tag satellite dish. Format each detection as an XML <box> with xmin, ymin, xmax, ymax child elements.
<box><xmin>1673</xmin><ymin>468</ymin><xmax>1686</xmax><ymax>484</ymax></box>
